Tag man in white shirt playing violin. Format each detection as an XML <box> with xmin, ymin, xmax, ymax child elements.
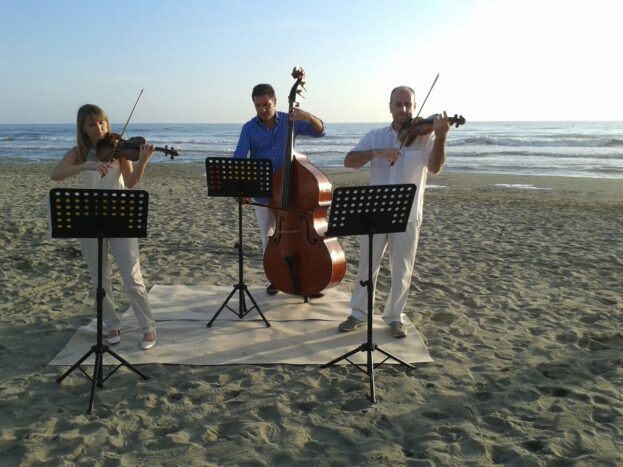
<box><xmin>338</xmin><ymin>86</ymin><xmax>450</xmax><ymax>338</ymax></box>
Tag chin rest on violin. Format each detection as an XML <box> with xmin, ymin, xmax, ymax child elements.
<box><xmin>399</xmin><ymin>114</ymin><xmax>466</xmax><ymax>147</ymax></box>
<box><xmin>96</xmin><ymin>132</ymin><xmax>180</xmax><ymax>162</ymax></box>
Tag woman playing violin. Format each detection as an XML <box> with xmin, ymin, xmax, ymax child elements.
<box><xmin>51</xmin><ymin>105</ymin><xmax>156</xmax><ymax>186</ymax></box>
<box><xmin>50</xmin><ymin>104</ymin><xmax>157</xmax><ymax>350</ymax></box>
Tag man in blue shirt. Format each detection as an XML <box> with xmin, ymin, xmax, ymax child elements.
<box><xmin>234</xmin><ymin>83</ymin><xmax>326</xmax><ymax>295</ymax></box>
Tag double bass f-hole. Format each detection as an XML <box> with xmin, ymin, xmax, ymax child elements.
<box><xmin>299</xmin><ymin>215</ymin><xmax>317</xmax><ymax>244</ymax></box>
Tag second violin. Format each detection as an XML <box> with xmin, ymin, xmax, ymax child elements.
<box><xmin>96</xmin><ymin>132</ymin><xmax>180</xmax><ymax>162</ymax></box>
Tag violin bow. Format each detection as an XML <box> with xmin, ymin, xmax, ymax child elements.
<box><xmin>103</xmin><ymin>89</ymin><xmax>144</xmax><ymax>164</ymax></box>
<box><xmin>398</xmin><ymin>73</ymin><xmax>439</xmax><ymax>151</ymax></box>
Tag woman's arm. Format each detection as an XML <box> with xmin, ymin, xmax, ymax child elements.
<box><xmin>122</xmin><ymin>144</ymin><xmax>156</xmax><ymax>188</ymax></box>
<box><xmin>50</xmin><ymin>147</ymin><xmax>112</xmax><ymax>180</ymax></box>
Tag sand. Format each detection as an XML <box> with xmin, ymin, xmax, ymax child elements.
<box><xmin>0</xmin><ymin>162</ymin><xmax>621</xmax><ymax>466</ymax></box>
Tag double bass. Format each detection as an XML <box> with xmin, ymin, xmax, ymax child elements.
<box><xmin>263</xmin><ymin>67</ymin><xmax>346</xmax><ymax>297</ymax></box>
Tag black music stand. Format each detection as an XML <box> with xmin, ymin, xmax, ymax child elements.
<box><xmin>321</xmin><ymin>184</ymin><xmax>417</xmax><ymax>403</ymax></box>
<box><xmin>50</xmin><ymin>188</ymin><xmax>150</xmax><ymax>415</ymax></box>
<box><xmin>205</xmin><ymin>157</ymin><xmax>272</xmax><ymax>327</ymax></box>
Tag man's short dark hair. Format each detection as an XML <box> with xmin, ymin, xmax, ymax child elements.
<box><xmin>252</xmin><ymin>84</ymin><xmax>275</xmax><ymax>99</ymax></box>
<box><xmin>389</xmin><ymin>86</ymin><xmax>415</xmax><ymax>103</ymax></box>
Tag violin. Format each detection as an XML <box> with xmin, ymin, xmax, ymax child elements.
<box><xmin>399</xmin><ymin>114</ymin><xmax>466</xmax><ymax>147</ymax></box>
<box><xmin>96</xmin><ymin>132</ymin><xmax>180</xmax><ymax>162</ymax></box>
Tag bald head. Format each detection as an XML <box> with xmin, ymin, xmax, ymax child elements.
<box><xmin>389</xmin><ymin>86</ymin><xmax>415</xmax><ymax>104</ymax></box>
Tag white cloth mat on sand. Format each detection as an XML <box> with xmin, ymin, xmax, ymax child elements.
<box><xmin>49</xmin><ymin>284</ymin><xmax>433</xmax><ymax>366</ymax></box>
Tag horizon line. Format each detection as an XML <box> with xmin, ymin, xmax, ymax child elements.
<box><xmin>2</xmin><ymin>119</ymin><xmax>622</xmax><ymax>125</ymax></box>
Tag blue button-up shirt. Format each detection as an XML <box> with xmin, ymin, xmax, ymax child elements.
<box><xmin>233</xmin><ymin>111</ymin><xmax>325</xmax><ymax>173</ymax></box>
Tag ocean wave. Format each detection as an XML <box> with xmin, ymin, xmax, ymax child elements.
<box><xmin>451</xmin><ymin>150</ymin><xmax>623</xmax><ymax>160</ymax></box>
<box><xmin>445</xmin><ymin>164</ymin><xmax>623</xmax><ymax>179</ymax></box>
<box><xmin>451</xmin><ymin>136</ymin><xmax>623</xmax><ymax>148</ymax></box>
<box><xmin>591</xmin><ymin>165</ymin><xmax>623</xmax><ymax>173</ymax></box>
<box><xmin>297</xmin><ymin>149</ymin><xmax>347</xmax><ymax>158</ymax></box>
<box><xmin>2</xmin><ymin>121</ymin><xmax>623</xmax><ymax>179</ymax></box>
<box><xmin>0</xmin><ymin>144</ymin><xmax>70</xmax><ymax>151</ymax></box>
<box><xmin>158</xmin><ymin>139</ymin><xmax>237</xmax><ymax>146</ymax></box>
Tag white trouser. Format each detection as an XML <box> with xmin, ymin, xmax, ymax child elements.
<box><xmin>254</xmin><ymin>205</ymin><xmax>276</xmax><ymax>253</ymax></box>
<box><xmin>350</xmin><ymin>221</ymin><xmax>421</xmax><ymax>325</ymax></box>
<box><xmin>79</xmin><ymin>237</ymin><xmax>155</xmax><ymax>334</ymax></box>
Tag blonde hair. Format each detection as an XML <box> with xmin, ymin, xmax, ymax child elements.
<box><xmin>76</xmin><ymin>104</ymin><xmax>109</xmax><ymax>161</ymax></box>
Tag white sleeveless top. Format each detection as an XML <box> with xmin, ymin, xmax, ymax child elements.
<box><xmin>81</xmin><ymin>149</ymin><xmax>126</xmax><ymax>190</ymax></box>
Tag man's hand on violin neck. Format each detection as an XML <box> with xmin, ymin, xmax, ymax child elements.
<box><xmin>433</xmin><ymin>111</ymin><xmax>450</xmax><ymax>136</ymax></box>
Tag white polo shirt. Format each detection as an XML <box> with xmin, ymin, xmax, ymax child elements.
<box><xmin>352</xmin><ymin>125</ymin><xmax>435</xmax><ymax>223</ymax></box>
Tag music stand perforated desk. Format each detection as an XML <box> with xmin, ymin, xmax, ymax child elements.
<box><xmin>205</xmin><ymin>157</ymin><xmax>272</xmax><ymax>327</ymax></box>
<box><xmin>49</xmin><ymin>188</ymin><xmax>150</xmax><ymax>415</ymax></box>
<box><xmin>322</xmin><ymin>183</ymin><xmax>417</xmax><ymax>403</ymax></box>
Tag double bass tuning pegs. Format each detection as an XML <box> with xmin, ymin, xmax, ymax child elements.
<box><xmin>291</xmin><ymin>67</ymin><xmax>306</xmax><ymax>93</ymax></box>
<box><xmin>288</xmin><ymin>66</ymin><xmax>307</xmax><ymax>104</ymax></box>
<box><xmin>291</xmin><ymin>66</ymin><xmax>305</xmax><ymax>80</ymax></box>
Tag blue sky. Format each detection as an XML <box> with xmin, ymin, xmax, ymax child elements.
<box><xmin>1</xmin><ymin>0</ymin><xmax>621</xmax><ymax>123</ymax></box>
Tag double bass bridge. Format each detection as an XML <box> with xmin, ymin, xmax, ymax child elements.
<box><xmin>274</xmin><ymin>228</ymin><xmax>301</xmax><ymax>235</ymax></box>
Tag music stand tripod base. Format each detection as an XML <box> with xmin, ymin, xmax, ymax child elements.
<box><xmin>50</xmin><ymin>188</ymin><xmax>150</xmax><ymax>414</ymax></box>
<box><xmin>321</xmin><ymin>184</ymin><xmax>418</xmax><ymax>403</ymax></box>
<box><xmin>205</xmin><ymin>157</ymin><xmax>272</xmax><ymax>327</ymax></box>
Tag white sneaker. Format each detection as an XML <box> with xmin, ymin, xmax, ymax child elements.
<box><xmin>390</xmin><ymin>321</ymin><xmax>407</xmax><ymax>339</ymax></box>
<box><xmin>107</xmin><ymin>331</ymin><xmax>121</xmax><ymax>345</ymax></box>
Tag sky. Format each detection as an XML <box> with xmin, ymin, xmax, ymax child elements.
<box><xmin>1</xmin><ymin>0</ymin><xmax>621</xmax><ymax>123</ymax></box>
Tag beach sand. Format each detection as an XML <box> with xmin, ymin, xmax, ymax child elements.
<box><xmin>1</xmin><ymin>162</ymin><xmax>621</xmax><ymax>465</ymax></box>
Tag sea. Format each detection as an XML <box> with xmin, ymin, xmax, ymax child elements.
<box><xmin>1</xmin><ymin>121</ymin><xmax>622</xmax><ymax>179</ymax></box>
